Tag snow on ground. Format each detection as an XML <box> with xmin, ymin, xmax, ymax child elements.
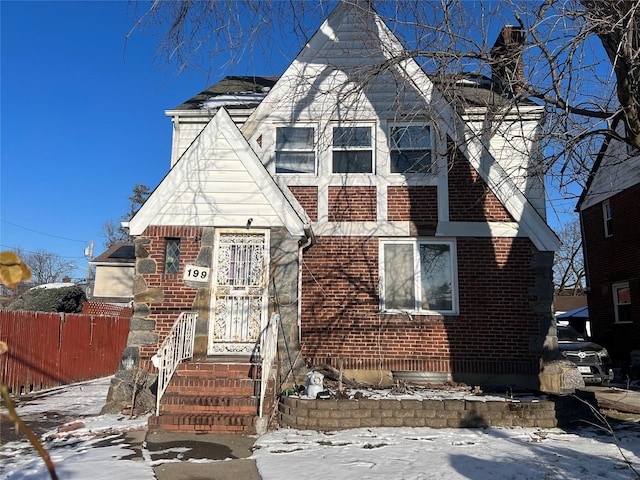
<box><xmin>2</xmin><ymin>377</ymin><xmax>640</xmax><ymax>479</ymax></box>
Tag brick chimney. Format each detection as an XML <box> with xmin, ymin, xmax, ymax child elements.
<box><xmin>491</xmin><ymin>25</ymin><xmax>525</xmax><ymax>96</ymax></box>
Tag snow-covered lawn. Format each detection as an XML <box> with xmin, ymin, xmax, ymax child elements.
<box><xmin>2</xmin><ymin>377</ymin><xmax>640</xmax><ymax>479</ymax></box>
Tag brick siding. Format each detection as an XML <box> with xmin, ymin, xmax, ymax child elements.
<box><xmin>581</xmin><ymin>182</ymin><xmax>640</xmax><ymax>366</ymax></box>
<box><xmin>448</xmin><ymin>147</ymin><xmax>514</xmax><ymax>222</ymax></box>
<box><xmin>137</xmin><ymin>225</ymin><xmax>204</xmax><ymax>360</ymax></box>
<box><xmin>387</xmin><ymin>186</ymin><xmax>438</xmax><ymax>222</ymax></box>
<box><xmin>289</xmin><ymin>186</ymin><xmax>318</xmax><ymax>222</ymax></box>
<box><xmin>301</xmin><ymin>235</ymin><xmax>540</xmax><ymax>377</ymax></box>
<box><xmin>328</xmin><ymin>186</ymin><xmax>377</xmax><ymax>222</ymax></box>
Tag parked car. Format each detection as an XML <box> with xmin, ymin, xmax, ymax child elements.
<box><xmin>557</xmin><ymin>323</ymin><xmax>614</xmax><ymax>386</ymax></box>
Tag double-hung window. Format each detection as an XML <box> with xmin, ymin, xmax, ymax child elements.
<box><xmin>613</xmin><ymin>282</ymin><xmax>631</xmax><ymax>323</ymax></box>
<box><xmin>381</xmin><ymin>239</ymin><xmax>457</xmax><ymax>314</ymax></box>
<box><xmin>275</xmin><ymin>126</ymin><xmax>315</xmax><ymax>174</ymax></box>
<box><xmin>332</xmin><ymin>125</ymin><xmax>373</xmax><ymax>173</ymax></box>
<box><xmin>390</xmin><ymin>125</ymin><xmax>431</xmax><ymax>174</ymax></box>
<box><xmin>603</xmin><ymin>200</ymin><xmax>613</xmax><ymax>237</ymax></box>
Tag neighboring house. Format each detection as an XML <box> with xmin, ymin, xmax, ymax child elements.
<box><xmin>107</xmin><ymin>2</ymin><xmax>561</xmax><ymax>432</ymax></box>
<box><xmin>578</xmin><ymin>119</ymin><xmax>640</xmax><ymax>372</ymax></box>
<box><xmin>88</xmin><ymin>243</ymin><xmax>135</xmax><ymax>306</ymax></box>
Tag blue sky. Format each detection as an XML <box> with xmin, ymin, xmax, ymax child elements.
<box><xmin>0</xmin><ymin>1</ymin><xmax>293</xmax><ymax>281</ymax></box>
<box><xmin>1</xmin><ymin>1</ymin><xmax>585</xmax><ymax>283</ymax></box>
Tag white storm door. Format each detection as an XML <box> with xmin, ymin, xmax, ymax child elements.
<box><xmin>208</xmin><ymin>230</ymin><xmax>269</xmax><ymax>355</ymax></box>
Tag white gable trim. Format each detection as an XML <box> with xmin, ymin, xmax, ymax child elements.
<box><xmin>129</xmin><ymin>108</ymin><xmax>308</xmax><ymax>237</ymax></box>
<box><xmin>243</xmin><ymin>1</ymin><xmax>559</xmax><ymax>251</ymax></box>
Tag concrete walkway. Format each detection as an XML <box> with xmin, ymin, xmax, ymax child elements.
<box><xmin>145</xmin><ymin>431</ymin><xmax>261</xmax><ymax>480</ymax></box>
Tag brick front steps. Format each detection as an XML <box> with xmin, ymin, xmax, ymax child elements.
<box><xmin>278</xmin><ymin>392</ymin><xmax>598</xmax><ymax>431</ymax></box>
<box><xmin>148</xmin><ymin>359</ymin><xmax>263</xmax><ymax>434</ymax></box>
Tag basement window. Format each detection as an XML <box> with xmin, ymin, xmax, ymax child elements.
<box><xmin>164</xmin><ymin>238</ymin><xmax>181</xmax><ymax>274</ymax></box>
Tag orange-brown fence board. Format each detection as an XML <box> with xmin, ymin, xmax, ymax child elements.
<box><xmin>0</xmin><ymin>310</ymin><xmax>130</xmax><ymax>395</ymax></box>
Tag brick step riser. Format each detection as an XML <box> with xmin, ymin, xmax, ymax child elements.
<box><xmin>159</xmin><ymin>405</ymin><xmax>258</xmax><ymax>416</ymax></box>
<box><xmin>167</xmin><ymin>377</ymin><xmax>257</xmax><ymax>389</ymax></box>
<box><xmin>150</xmin><ymin>414</ymin><xmax>256</xmax><ymax>429</ymax></box>
<box><xmin>177</xmin><ymin>364</ymin><xmax>261</xmax><ymax>379</ymax></box>
<box><xmin>164</xmin><ymin>387</ymin><xmax>257</xmax><ymax>397</ymax></box>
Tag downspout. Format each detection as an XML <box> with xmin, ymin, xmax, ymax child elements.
<box><xmin>298</xmin><ymin>225</ymin><xmax>316</xmax><ymax>344</ymax></box>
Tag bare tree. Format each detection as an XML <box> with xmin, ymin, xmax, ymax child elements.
<box><xmin>11</xmin><ymin>248</ymin><xmax>74</xmax><ymax>285</ymax></box>
<box><xmin>553</xmin><ymin>215</ymin><xmax>585</xmax><ymax>294</ymax></box>
<box><xmin>101</xmin><ymin>184</ymin><xmax>150</xmax><ymax>249</ymax></box>
<box><xmin>126</xmin><ymin>0</ymin><xmax>639</xmax><ymax>198</ymax></box>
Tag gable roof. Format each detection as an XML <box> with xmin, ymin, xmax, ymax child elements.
<box><xmin>171</xmin><ymin>76</ymin><xmax>279</xmax><ymax>111</ymax></box>
<box><xmin>128</xmin><ymin>108</ymin><xmax>309</xmax><ymax>236</ymax></box>
<box><xmin>577</xmin><ymin>118</ymin><xmax>640</xmax><ymax>211</ymax></box>
<box><xmin>240</xmin><ymin>0</ymin><xmax>559</xmax><ymax>251</ymax></box>
<box><xmin>91</xmin><ymin>243</ymin><xmax>135</xmax><ymax>265</ymax></box>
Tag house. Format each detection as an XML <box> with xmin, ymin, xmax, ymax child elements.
<box><xmin>578</xmin><ymin>119</ymin><xmax>640</xmax><ymax>374</ymax></box>
<box><xmin>104</xmin><ymin>1</ymin><xmax>562</xmax><ymax>433</ymax></box>
<box><xmin>87</xmin><ymin>242</ymin><xmax>135</xmax><ymax>306</ymax></box>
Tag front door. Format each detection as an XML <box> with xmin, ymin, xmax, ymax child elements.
<box><xmin>208</xmin><ymin>230</ymin><xmax>269</xmax><ymax>355</ymax></box>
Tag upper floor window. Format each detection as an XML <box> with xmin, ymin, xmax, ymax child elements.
<box><xmin>390</xmin><ymin>125</ymin><xmax>431</xmax><ymax>174</ymax></box>
<box><xmin>613</xmin><ymin>282</ymin><xmax>631</xmax><ymax>324</ymax></box>
<box><xmin>603</xmin><ymin>200</ymin><xmax>613</xmax><ymax>237</ymax></box>
<box><xmin>381</xmin><ymin>239</ymin><xmax>457</xmax><ymax>314</ymax></box>
<box><xmin>164</xmin><ymin>238</ymin><xmax>181</xmax><ymax>274</ymax></box>
<box><xmin>332</xmin><ymin>126</ymin><xmax>373</xmax><ymax>173</ymax></box>
<box><xmin>275</xmin><ymin>127</ymin><xmax>315</xmax><ymax>174</ymax></box>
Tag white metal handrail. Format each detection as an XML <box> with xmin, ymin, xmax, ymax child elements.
<box><xmin>152</xmin><ymin>312</ymin><xmax>198</xmax><ymax>416</ymax></box>
<box><xmin>259</xmin><ymin>313</ymin><xmax>279</xmax><ymax>420</ymax></box>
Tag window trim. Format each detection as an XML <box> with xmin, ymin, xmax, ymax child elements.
<box><xmin>603</xmin><ymin>200</ymin><xmax>613</xmax><ymax>237</ymax></box>
<box><xmin>379</xmin><ymin>238</ymin><xmax>458</xmax><ymax>315</ymax></box>
<box><xmin>389</xmin><ymin>123</ymin><xmax>433</xmax><ymax>175</ymax></box>
<box><xmin>274</xmin><ymin>125</ymin><xmax>317</xmax><ymax>175</ymax></box>
<box><xmin>331</xmin><ymin>124</ymin><xmax>375</xmax><ymax>174</ymax></box>
<box><xmin>613</xmin><ymin>281</ymin><xmax>631</xmax><ymax>324</ymax></box>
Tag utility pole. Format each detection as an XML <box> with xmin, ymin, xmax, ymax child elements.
<box><xmin>85</xmin><ymin>240</ymin><xmax>94</xmax><ymax>297</ymax></box>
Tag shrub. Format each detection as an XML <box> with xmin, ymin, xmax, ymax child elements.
<box><xmin>7</xmin><ymin>285</ymin><xmax>87</xmax><ymax>313</ymax></box>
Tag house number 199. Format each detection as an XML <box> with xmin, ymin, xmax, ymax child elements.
<box><xmin>183</xmin><ymin>265</ymin><xmax>210</xmax><ymax>283</ymax></box>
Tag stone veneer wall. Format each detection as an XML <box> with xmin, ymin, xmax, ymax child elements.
<box><xmin>279</xmin><ymin>393</ymin><xmax>597</xmax><ymax>431</ymax></box>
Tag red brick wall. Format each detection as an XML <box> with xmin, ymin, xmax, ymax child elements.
<box><xmin>289</xmin><ymin>186</ymin><xmax>318</xmax><ymax>222</ymax></box>
<box><xmin>137</xmin><ymin>226</ymin><xmax>203</xmax><ymax>359</ymax></box>
<box><xmin>301</xmin><ymin>236</ymin><xmax>539</xmax><ymax>376</ymax></box>
<box><xmin>448</xmin><ymin>149</ymin><xmax>514</xmax><ymax>222</ymax></box>
<box><xmin>328</xmin><ymin>186</ymin><xmax>377</xmax><ymax>222</ymax></box>
<box><xmin>387</xmin><ymin>186</ymin><xmax>438</xmax><ymax>222</ymax></box>
<box><xmin>581</xmin><ymin>182</ymin><xmax>640</xmax><ymax>365</ymax></box>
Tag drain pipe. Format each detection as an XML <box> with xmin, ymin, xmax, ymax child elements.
<box><xmin>298</xmin><ymin>225</ymin><xmax>316</xmax><ymax>345</ymax></box>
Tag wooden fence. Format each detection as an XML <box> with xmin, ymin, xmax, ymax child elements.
<box><xmin>0</xmin><ymin>310</ymin><xmax>130</xmax><ymax>395</ymax></box>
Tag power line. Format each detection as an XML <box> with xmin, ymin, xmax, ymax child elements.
<box><xmin>0</xmin><ymin>244</ymin><xmax>87</xmax><ymax>261</ymax></box>
<box><xmin>1</xmin><ymin>219</ymin><xmax>89</xmax><ymax>243</ymax></box>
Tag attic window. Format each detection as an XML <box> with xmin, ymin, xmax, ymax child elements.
<box><xmin>390</xmin><ymin>125</ymin><xmax>431</xmax><ymax>174</ymax></box>
<box><xmin>275</xmin><ymin>127</ymin><xmax>315</xmax><ymax>174</ymax></box>
<box><xmin>332</xmin><ymin>126</ymin><xmax>373</xmax><ymax>173</ymax></box>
